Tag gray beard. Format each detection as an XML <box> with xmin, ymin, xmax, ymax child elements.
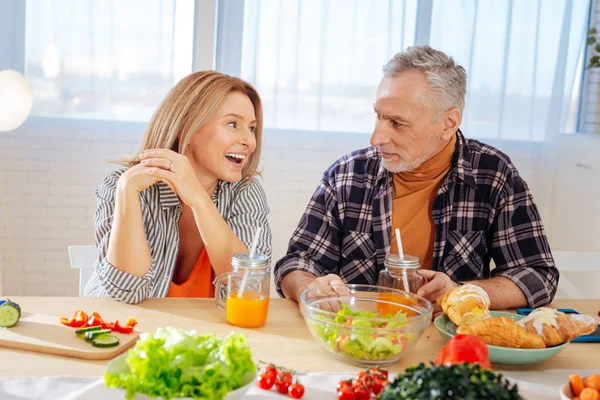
<box><xmin>381</xmin><ymin>146</ymin><xmax>440</xmax><ymax>173</ymax></box>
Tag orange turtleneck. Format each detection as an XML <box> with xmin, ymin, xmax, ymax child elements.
<box><xmin>390</xmin><ymin>133</ymin><xmax>457</xmax><ymax>269</ymax></box>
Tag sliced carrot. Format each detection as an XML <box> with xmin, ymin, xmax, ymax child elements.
<box><xmin>571</xmin><ymin>374</ymin><xmax>586</xmax><ymax>397</ymax></box>
<box><xmin>580</xmin><ymin>388</ymin><xmax>599</xmax><ymax>400</ymax></box>
<box><xmin>584</xmin><ymin>374</ymin><xmax>600</xmax><ymax>391</ymax></box>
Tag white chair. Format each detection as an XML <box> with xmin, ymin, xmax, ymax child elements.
<box><xmin>552</xmin><ymin>250</ymin><xmax>600</xmax><ymax>300</ymax></box>
<box><xmin>68</xmin><ymin>245</ymin><xmax>97</xmax><ymax>297</ymax></box>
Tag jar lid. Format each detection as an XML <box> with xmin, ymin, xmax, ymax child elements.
<box><xmin>231</xmin><ymin>253</ymin><xmax>269</xmax><ymax>269</ymax></box>
<box><xmin>384</xmin><ymin>254</ymin><xmax>420</xmax><ymax>268</ymax></box>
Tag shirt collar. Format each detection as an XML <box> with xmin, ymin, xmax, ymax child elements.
<box><xmin>450</xmin><ymin>130</ymin><xmax>476</xmax><ymax>189</ymax></box>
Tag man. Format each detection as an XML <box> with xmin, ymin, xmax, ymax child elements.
<box><xmin>274</xmin><ymin>45</ymin><xmax>558</xmax><ymax>314</ymax></box>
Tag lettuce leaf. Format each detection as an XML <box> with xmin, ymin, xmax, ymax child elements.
<box><xmin>105</xmin><ymin>328</ymin><xmax>255</xmax><ymax>400</ymax></box>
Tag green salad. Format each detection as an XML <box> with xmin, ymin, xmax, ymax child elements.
<box><xmin>105</xmin><ymin>328</ymin><xmax>255</xmax><ymax>400</ymax></box>
<box><xmin>309</xmin><ymin>304</ymin><xmax>413</xmax><ymax>361</ymax></box>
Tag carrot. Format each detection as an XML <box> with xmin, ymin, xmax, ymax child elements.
<box><xmin>571</xmin><ymin>374</ymin><xmax>586</xmax><ymax>397</ymax></box>
<box><xmin>580</xmin><ymin>388</ymin><xmax>599</xmax><ymax>400</ymax></box>
<box><xmin>584</xmin><ymin>374</ymin><xmax>600</xmax><ymax>391</ymax></box>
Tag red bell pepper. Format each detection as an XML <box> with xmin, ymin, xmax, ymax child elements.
<box><xmin>434</xmin><ymin>334</ymin><xmax>491</xmax><ymax>369</ymax></box>
<box><xmin>59</xmin><ymin>310</ymin><xmax>89</xmax><ymax>328</ymax></box>
<box><xmin>59</xmin><ymin>310</ymin><xmax>137</xmax><ymax>333</ymax></box>
<box><xmin>124</xmin><ymin>317</ymin><xmax>138</xmax><ymax>328</ymax></box>
<box><xmin>111</xmin><ymin>320</ymin><xmax>134</xmax><ymax>334</ymax></box>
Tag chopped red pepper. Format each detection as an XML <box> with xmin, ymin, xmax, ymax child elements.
<box><xmin>124</xmin><ymin>317</ymin><xmax>138</xmax><ymax>328</ymax></box>
<box><xmin>59</xmin><ymin>310</ymin><xmax>89</xmax><ymax>328</ymax></box>
<box><xmin>58</xmin><ymin>310</ymin><xmax>137</xmax><ymax>333</ymax></box>
<box><xmin>112</xmin><ymin>320</ymin><xmax>135</xmax><ymax>334</ymax></box>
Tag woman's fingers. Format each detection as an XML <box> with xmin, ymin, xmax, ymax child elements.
<box><xmin>139</xmin><ymin>148</ymin><xmax>179</xmax><ymax>159</ymax></box>
<box><xmin>145</xmin><ymin>167</ymin><xmax>177</xmax><ymax>191</ymax></box>
<box><xmin>140</xmin><ymin>157</ymin><xmax>173</xmax><ymax>171</ymax></box>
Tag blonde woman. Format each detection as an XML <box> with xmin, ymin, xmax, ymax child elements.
<box><xmin>84</xmin><ymin>71</ymin><xmax>272</xmax><ymax>304</ymax></box>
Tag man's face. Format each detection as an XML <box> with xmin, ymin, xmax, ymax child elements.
<box><xmin>370</xmin><ymin>70</ymin><xmax>450</xmax><ymax>173</ymax></box>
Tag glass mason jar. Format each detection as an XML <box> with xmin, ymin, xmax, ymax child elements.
<box><xmin>377</xmin><ymin>254</ymin><xmax>425</xmax><ymax>294</ymax></box>
<box><xmin>214</xmin><ymin>253</ymin><xmax>270</xmax><ymax>328</ymax></box>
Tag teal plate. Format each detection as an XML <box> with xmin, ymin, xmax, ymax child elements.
<box><xmin>434</xmin><ymin>311</ymin><xmax>568</xmax><ymax>366</ymax></box>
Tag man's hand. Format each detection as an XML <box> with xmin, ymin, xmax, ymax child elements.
<box><xmin>304</xmin><ymin>274</ymin><xmax>351</xmax><ymax>312</ymax></box>
<box><xmin>416</xmin><ymin>270</ymin><xmax>460</xmax><ymax>319</ymax></box>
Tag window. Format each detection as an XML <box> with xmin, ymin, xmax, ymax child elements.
<box><xmin>240</xmin><ymin>0</ymin><xmax>418</xmax><ymax>132</ymax></box>
<box><xmin>429</xmin><ymin>0</ymin><xmax>589</xmax><ymax>140</ymax></box>
<box><xmin>25</xmin><ymin>0</ymin><xmax>195</xmax><ymax>122</ymax></box>
<box><xmin>225</xmin><ymin>0</ymin><xmax>589</xmax><ymax>140</ymax></box>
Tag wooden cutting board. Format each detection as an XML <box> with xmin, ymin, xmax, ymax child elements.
<box><xmin>0</xmin><ymin>312</ymin><xmax>139</xmax><ymax>360</ymax></box>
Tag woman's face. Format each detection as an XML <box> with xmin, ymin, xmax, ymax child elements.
<box><xmin>184</xmin><ymin>91</ymin><xmax>257</xmax><ymax>185</ymax></box>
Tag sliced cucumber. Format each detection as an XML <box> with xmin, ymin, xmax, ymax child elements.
<box><xmin>0</xmin><ymin>300</ymin><xmax>21</xmax><ymax>328</ymax></box>
<box><xmin>84</xmin><ymin>329</ymin><xmax>112</xmax><ymax>341</ymax></box>
<box><xmin>92</xmin><ymin>334</ymin><xmax>120</xmax><ymax>348</ymax></box>
<box><xmin>75</xmin><ymin>325</ymin><xmax>102</xmax><ymax>335</ymax></box>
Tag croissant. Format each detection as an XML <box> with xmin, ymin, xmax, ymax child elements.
<box><xmin>437</xmin><ymin>283</ymin><xmax>491</xmax><ymax>326</ymax></box>
<box><xmin>457</xmin><ymin>315</ymin><xmax>546</xmax><ymax>349</ymax></box>
<box><xmin>516</xmin><ymin>308</ymin><xmax>597</xmax><ymax>347</ymax></box>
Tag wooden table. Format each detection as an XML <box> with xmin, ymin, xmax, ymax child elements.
<box><xmin>1</xmin><ymin>298</ymin><xmax>598</xmax><ymax>376</ymax></box>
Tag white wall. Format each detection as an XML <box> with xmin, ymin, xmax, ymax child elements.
<box><xmin>550</xmin><ymin>133</ymin><xmax>600</xmax><ymax>252</ymax></box>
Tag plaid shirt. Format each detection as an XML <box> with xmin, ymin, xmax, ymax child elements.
<box><xmin>274</xmin><ymin>131</ymin><xmax>558</xmax><ymax>307</ymax></box>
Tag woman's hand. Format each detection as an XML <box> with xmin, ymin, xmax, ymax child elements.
<box><xmin>118</xmin><ymin>163</ymin><xmax>162</xmax><ymax>194</ymax></box>
<box><xmin>139</xmin><ymin>149</ymin><xmax>207</xmax><ymax>208</ymax></box>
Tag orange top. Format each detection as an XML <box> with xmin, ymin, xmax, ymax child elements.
<box><xmin>390</xmin><ymin>134</ymin><xmax>457</xmax><ymax>269</ymax></box>
<box><xmin>167</xmin><ymin>248</ymin><xmax>215</xmax><ymax>298</ymax></box>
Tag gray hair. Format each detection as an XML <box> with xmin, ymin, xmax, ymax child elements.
<box><xmin>382</xmin><ymin>45</ymin><xmax>467</xmax><ymax>119</ymax></box>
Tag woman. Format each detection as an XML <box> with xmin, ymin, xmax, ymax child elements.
<box><xmin>84</xmin><ymin>71</ymin><xmax>272</xmax><ymax>304</ymax></box>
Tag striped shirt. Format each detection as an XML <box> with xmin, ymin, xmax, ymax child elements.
<box><xmin>274</xmin><ymin>131</ymin><xmax>559</xmax><ymax>308</ymax></box>
<box><xmin>84</xmin><ymin>168</ymin><xmax>272</xmax><ymax>304</ymax></box>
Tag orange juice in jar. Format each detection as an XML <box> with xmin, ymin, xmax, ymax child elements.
<box><xmin>226</xmin><ymin>292</ymin><xmax>269</xmax><ymax>328</ymax></box>
<box><xmin>377</xmin><ymin>254</ymin><xmax>424</xmax><ymax>317</ymax></box>
<box><xmin>377</xmin><ymin>292</ymin><xmax>418</xmax><ymax>317</ymax></box>
<box><xmin>215</xmin><ymin>253</ymin><xmax>271</xmax><ymax>328</ymax></box>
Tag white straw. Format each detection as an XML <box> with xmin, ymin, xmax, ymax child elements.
<box><xmin>395</xmin><ymin>228</ymin><xmax>404</xmax><ymax>259</ymax></box>
<box><xmin>249</xmin><ymin>227</ymin><xmax>261</xmax><ymax>258</ymax></box>
<box><xmin>238</xmin><ymin>227</ymin><xmax>261</xmax><ymax>298</ymax></box>
<box><xmin>395</xmin><ymin>228</ymin><xmax>409</xmax><ymax>292</ymax></box>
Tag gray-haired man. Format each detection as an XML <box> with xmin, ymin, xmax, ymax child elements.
<box><xmin>274</xmin><ymin>45</ymin><xmax>558</xmax><ymax>316</ymax></box>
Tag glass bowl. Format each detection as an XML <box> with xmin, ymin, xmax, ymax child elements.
<box><xmin>299</xmin><ymin>284</ymin><xmax>432</xmax><ymax>366</ymax></box>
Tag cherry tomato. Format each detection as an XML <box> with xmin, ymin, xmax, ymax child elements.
<box><xmin>277</xmin><ymin>371</ymin><xmax>293</xmax><ymax>382</ymax></box>
<box><xmin>275</xmin><ymin>380</ymin><xmax>290</xmax><ymax>394</ymax></box>
<box><xmin>337</xmin><ymin>387</ymin><xmax>356</xmax><ymax>400</ymax></box>
<box><xmin>355</xmin><ymin>371</ymin><xmax>368</xmax><ymax>382</ymax></box>
<box><xmin>264</xmin><ymin>365</ymin><xmax>278</xmax><ymax>380</ymax></box>
<box><xmin>369</xmin><ymin>380</ymin><xmax>383</xmax><ymax>396</ymax></box>
<box><xmin>288</xmin><ymin>383</ymin><xmax>305</xmax><ymax>398</ymax></box>
<box><xmin>353</xmin><ymin>386</ymin><xmax>370</xmax><ymax>400</ymax></box>
<box><xmin>369</xmin><ymin>367</ymin><xmax>389</xmax><ymax>379</ymax></box>
<box><xmin>256</xmin><ymin>373</ymin><xmax>274</xmax><ymax>390</ymax></box>
<box><xmin>337</xmin><ymin>379</ymin><xmax>353</xmax><ymax>391</ymax></box>
<box><xmin>354</xmin><ymin>374</ymin><xmax>373</xmax><ymax>389</ymax></box>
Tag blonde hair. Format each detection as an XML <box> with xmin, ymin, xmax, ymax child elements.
<box><xmin>120</xmin><ymin>71</ymin><xmax>263</xmax><ymax>182</ymax></box>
